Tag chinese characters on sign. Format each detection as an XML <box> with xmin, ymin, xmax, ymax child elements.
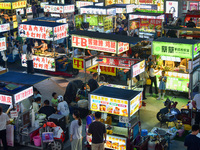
<box><xmin>14</xmin><ymin>87</ymin><xmax>33</xmax><ymax>103</ymax></box>
<box><xmin>54</xmin><ymin>24</ymin><xmax>68</xmax><ymax>40</ymax></box>
<box><xmin>72</xmin><ymin>35</ymin><xmax>117</xmax><ymax>53</ymax></box>
<box><xmin>140</xmin><ymin>18</ymin><xmax>162</xmax><ymax>32</ymax></box>
<box><xmin>98</xmin><ymin>56</ymin><xmax>140</xmax><ymax>69</ymax></box>
<box><xmin>21</xmin><ymin>54</ymin><xmax>56</xmax><ymax>71</ymax></box>
<box><xmin>27</xmin><ymin>7</ymin><xmax>32</xmax><ymax>14</ymax></box>
<box><xmin>0</xmin><ymin>2</ymin><xmax>11</xmax><ymax>9</ymax></box>
<box><xmin>129</xmin><ymin>14</ymin><xmax>164</xmax><ymax>20</ymax></box>
<box><xmin>152</xmin><ymin>42</ymin><xmax>193</xmax><ymax>59</ymax></box>
<box><xmin>76</xmin><ymin>1</ymin><xmax>93</xmax><ymax>8</ymax></box>
<box><xmin>19</xmin><ymin>24</ymin><xmax>53</xmax><ymax>41</ymax></box>
<box><xmin>12</xmin><ymin>1</ymin><xmax>26</xmax><ymax>9</ymax></box>
<box><xmin>104</xmin><ymin>16</ymin><xmax>113</xmax><ymax>32</ymax></box>
<box><xmin>80</xmin><ymin>8</ymin><xmax>107</xmax><ymax>15</ymax></box>
<box><xmin>130</xmin><ymin>92</ymin><xmax>142</xmax><ymax>116</ymax></box>
<box><xmin>0</xmin><ymin>23</ymin><xmax>10</xmax><ymax>33</ymax></box>
<box><xmin>118</xmin><ymin>42</ymin><xmax>129</xmax><ymax>54</ymax></box>
<box><xmin>0</xmin><ymin>95</ymin><xmax>12</xmax><ymax>105</ymax></box>
<box><xmin>64</xmin><ymin>5</ymin><xmax>74</xmax><ymax>13</ymax></box>
<box><xmin>44</xmin><ymin>4</ymin><xmax>74</xmax><ymax>13</ymax></box>
<box><xmin>0</xmin><ymin>37</ymin><xmax>6</xmax><ymax>51</ymax></box>
<box><xmin>131</xmin><ymin>60</ymin><xmax>145</xmax><ymax>78</ymax></box>
<box><xmin>90</xmin><ymin>94</ymin><xmax>128</xmax><ymax>117</ymax></box>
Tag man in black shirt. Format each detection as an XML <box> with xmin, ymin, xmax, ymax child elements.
<box><xmin>39</xmin><ymin>100</ymin><xmax>56</xmax><ymax>118</ymax></box>
<box><xmin>88</xmin><ymin>112</ymin><xmax>106</xmax><ymax>150</ymax></box>
<box><xmin>187</xmin><ymin>18</ymin><xmax>196</xmax><ymax>28</ymax></box>
<box><xmin>87</xmin><ymin>73</ymin><xmax>99</xmax><ymax>92</ymax></box>
<box><xmin>184</xmin><ymin>124</ymin><xmax>200</xmax><ymax>150</ymax></box>
<box><xmin>120</xmin><ymin>26</ymin><xmax>128</xmax><ymax>36</ymax></box>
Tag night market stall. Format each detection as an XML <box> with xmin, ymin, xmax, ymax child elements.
<box><xmin>44</xmin><ymin>4</ymin><xmax>75</xmax><ymax>29</ymax></box>
<box><xmin>87</xmin><ymin>86</ymin><xmax>145</xmax><ymax>150</ymax></box>
<box><xmin>152</xmin><ymin>37</ymin><xmax>200</xmax><ymax>97</ymax></box>
<box><xmin>18</xmin><ymin>20</ymin><xmax>78</xmax><ymax>75</ymax></box>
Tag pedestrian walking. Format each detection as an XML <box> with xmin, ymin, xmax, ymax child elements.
<box><xmin>88</xmin><ymin>112</ymin><xmax>106</xmax><ymax>150</ymax></box>
<box><xmin>70</xmin><ymin>110</ymin><xmax>82</xmax><ymax>150</ymax></box>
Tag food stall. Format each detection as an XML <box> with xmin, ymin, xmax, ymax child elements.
<box><xmin>88</xmin><ymin>85</ymin><xmax>144</xmax><ymax>150</ymax></box>
<box><xmin>77</xmin><ymin>5</ymin><xmax>116</xmax><ymax>32</ymax></box>
<box><xmin>18</xmin><ymin>20</ymin><xmax>75</xmax><ymax>74</ymax></box>
<box><xmin>44</xmin><ymin>4</ymin><xmax>75</xmax><ymax>29</ymax></box>
<box><xmin>152</xmin><ymin>37</ymin><xmax>200</xmax><ymax>95</ymax></box>
<box><xmin>0</xmin><ymin>0</ymin><xmax>28</xmax><ymax>29</ymax></box>
<box><xmin>129</xmin><ymin>12</ymin><xmax>164</xmax><ymax>39</ymax></box>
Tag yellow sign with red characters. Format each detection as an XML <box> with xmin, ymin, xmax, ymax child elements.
<box><xmin>0</xmin><ymin>2</ymin><xmax>11</xmax><ymax>9</ymax></box>
<box><xmin>73</xmin><ymin>57</ymin><xmax>116</xmax><ymax>76</ymax></box>
<box><xmin>12</xmin><ymin>1</ymin><xmax>26</xmax><ymax>9</ymax></box>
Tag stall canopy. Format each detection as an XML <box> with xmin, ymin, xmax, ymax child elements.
<box><xmin>129</xmin><ymin>12</ymin><xmax>164</xmax><ymax>20</ymax></box>
<box><xmin>80</xmin><ymin>5</ymin><xmax>116</xmax><ymax>15</ymax></box>
<box><xmin>70</xmin><ymin>30</ymin><xmax>146</xmax><ymax>54</ymax></box>
<box><xmin>34</xmin><ymin>17</ymin><xmax>66</xmax><ymax>23</ymax></box>
<box><xmin>0</xmin><ymin>71</ymin><xmax>49</xmax><ymax>85</ymax></box>
<box><xmin>0</xmin><ymin>0</ymin><xmax>26</xmax><ymax>9</ymax></box>
<box><xmin>44</xmin><ymin>4</ymin><xmax>75</xmax><ymax>13</ymax></box>
<box><xmin>152</xmin><ymin>37</ymin><xmax>200</xmax><ymax>59</ymax></box>
<box><xmin>18</xmin><ymin>20</ymin><xmax>68</xmax><ymax>41</ymax></box>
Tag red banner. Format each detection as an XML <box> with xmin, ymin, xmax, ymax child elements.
<box><xmin>98</xmin><ymin>56</ymin><xmax>140</xmax><ymax>69</ymax></box>
<box><xmin>140</xmin><ymin>18</ymin><xmax>162</xmax><ymax>32</ymax></box>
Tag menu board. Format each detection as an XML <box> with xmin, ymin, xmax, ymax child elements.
<box><xmin>14</xmin><ymin>87</ymin><xmax>33</xmax><ymax>103</ymax></box>
<box><xmin>131</xmin><ymin>60</ymin><xmax>145</xmax><ymax>78</ymax></box>
<box><xmin>0</xmin><ymin>2</ymin><xmax>11</xmax><ymax>9</ymax></box>
<box><xmin>105</xmin><ymin>135</ymin><xmax>126</xmax><ymax>150</ymax></box>
<box><xmin>19</xmin><ymin>24</ymin><xmax>53</xmax><ymax>41</ymax></box>
<box><xmin>21</xmin><ymin>54</ymin><xmax>56</xmax><ymax>71</ymax></box>
<box><xmin>130</xmin><ymin>92</ymin><xmax>142</xmax><ymax>116</ymax></box>
<box><xmin>0</xmin><ymin>37</ymin><xmax>6</xmax><ymax>51</ymax></box>
<box><xmin>0</xmin><ymin>94</ymin><xmax>12</xmax><ymax>105</ymax></box>
<box><xmin>139</xmin><ymin>18</ymin><xmax>162</xmax><ymax>33</ymax></box>
<box><xmin>90</xmin><ymin>94</ymin><xmax>128</xmax><ymax>117</ymax></box>
<box><xmin>12</xmin><ymin>1</ymin><xmax>26</xmax><ymax>9</ymax></box>
<box><xmin>152</xmin><ymin>42</ymin><xmax>194</xmax><ymax>59</ymax></box>
<box><xmin>104</xmin><ymin>16</ymin><xmax>113</xmax><ymax>32</ymax></box>
<box><xmin>0</xmin><ymin>23</ymin><xmax>10</xmax><ymax>33</ymax></box>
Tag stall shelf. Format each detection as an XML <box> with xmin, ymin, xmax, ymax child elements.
<box><xmin>152</xmin><ymin>37</ymin><xmax>200</xmax><ymax>96</ymax></box>
<box><xmin>0</xmin><ymin>0</ymin><xmax>28</xmax><ymax>29</ymax></box>
<box><xmin>88</xmin><ymin>86</ymin><xmax>143</xmax><ymax>150</ymax></box>
<box><xmin>44</xmin><ymin>4</ymin><xmax>75</xmax><ymax>28</ymax></box>
<box><xmin>18</xmin><ymin>20</ymin><xmax>70</xmax><ymax>73</ymax></box>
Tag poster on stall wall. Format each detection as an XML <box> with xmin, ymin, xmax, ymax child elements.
<box><xmin>53</xmin><ymin>24</ymin><xmax>68</xmax><ymax>40</ymax></box>
<box><xmin>129</xmin><ymin>20</ymin><xmax>139</xmax><ymax>31</ymax></box>
<box><xmin>0</xmin><ymin>37</ymin><xmax>6</xmax><ymax>51</ymax></box>
<box><xmin>90</xmin><ymin>94</ymin><xmax>128</xmax><ymax>116</ymax></box>
<box><xmin>0</xmin><ymin>23</ymin><xmax>10</xmax><ymax>33</ymax></box>
<box><xmin>131</xmin><ymin>60</ymin><xmax>145</xmax><ymax>78</ymax></box>
<box><xmin>12</xmin><ymin>1</ymin><xmax>26</xmax><ymax>9</ymax></box>
<box><xmin>0</xmin><ymin>94</ymin><xmax>12</xmax><ymax>105</ymax></box>
<box><xmin>130</xmin><ymin>92</ymin><xmax>142</xmax><ymax>116</ymax></box>
<box><xmin>104</xmin><ymin>16</ymin><xmax>113</xmax><ymax>32</ymax></box>
<box><xmin>190</xmin><ymin>3</ymin><xmax>198</xmax><ymax>11</ymax></box>
<box><xmin>64</xmin><ymin>5</ymin><xmax>75</xmax><ymax>13</ymax></box>
<box><xmin>19</xmin><ymin>24</ymin><xmax>53</xmax><ymax>41</ymax></box>
<box><xmin>165</xmin><ymin>1</ymin><xmax>178</xmax><ymax>17</ymax></box>
<box><xmin>72</xmin><ymin>35</ymin><xmax>117</xmax><ymax>53</ymax></box>
<box><xmin>21</xmin><ymin>54</ymin><xmax>56</xmax><ymax>71</ymax></box>
<box><xmin>0</xmin><ymin>2</ymin><xmax>11</xmax><ymax>9</ymax></box>
<box><xmin>139</xmin><ymin>18</ymin><xmax>162</xmax><ymax>32</ymax></box>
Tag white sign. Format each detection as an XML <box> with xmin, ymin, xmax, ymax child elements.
<box><xmin>57</xmin><ymin>18</ymin><xmax>66</xmax><ymax>23</ymax></box>
<box><xmin>129</xmin><ymin>14</ymin><xmax>164</xmax><ymax>20</ymax></box>
<box><xmin>40</xmin><ymin>2</ymin><xmax>49</xmax><ymax>8</ymax></box>
<box><xmin>80</xmin><ymin>7</ymin><xmax>107</xmax><ymax>15</ymax></box>
<box><xmin>76</xmin><ymin>1</ymin><xmax>93</xmax><ymax>8</ymax></box>
<box><xmin>64</xmin><ymin>5</ymin><xmax>75</xmax><ymax>13</ymax></box>
<box><xmin>44</xmin><ymin>4</ymin><xmax>74</xmax><ymax>13</ymax></box>
<box><xmin>27</xmin><ymin>7</ymin><xmax>32</xmax><ymax>14</ymax></box>
<box><xmin>51</xmin><ymin>14</ymin><xmax>61</xmax><ymax>17</ymax></box>
<box><xmin>132</xmin><ymin>60</ymin><xmax>145</xmax><ymax>78</ymax></box>
<box><xmin>0</xmin><ymin>94</ymin><xmax>12</xmax><ymax>105</ymax></box>
<box><xmin>107</xmin><ymin>8</ymin><xmax>116</xmax><ymax>15</ymax></box>
<box><xmin>161</xmin><ymin>56</ymin><xmax>181</xmax><ymax>62</ymax></box>
<box><xmin>54</xmin><ymin>24</ymin><xmax>68</xmax><ymax>40</ymax></box>
<box><xmin>10</xmin><ymin>110</ymin><xmax>18</xmax><ymax>118</ymax></box>
<box><xmin>21</xmin><ymin>54</ymin><xmax>56</xmax><ymax>71</ymax></box>
<box><xmin>119</xmin><ymin>116</ymin><xmax>129</xmax><ymax>123</ymax></box>
<box><xmin>130</xmin><ymin>92</ymin><xmax>142</xmax><ymax>116</ymax></box>
<box><xmin>126</xmin><ymin>4</ymin><xmax>136</xmax><ymax>13</ymax></box>
<box><xmin>0</xmin><ymin>37</ymin><xmax>6</xmax><ymax>51</ymax></box>
<box><xmin>16</xmin><ymin>8</ymin><xmax>24</xmax><ymax>15</ymax></box>
<box><xmin>166</xmin><ymin>1</ymin><xmax>178</xmax><ymax>17</ymax></box>
<box><xmin>0</xmin><ymin>23</ymin><xmax>10</xmax><ymax>33</ymax></box>
<box><xmin>95</xmin><ymin>2</ymin><xmax>104</xmax><ymax>6</ymax></box>
<box><xmin>14</xmin><ymin>86</ymin><xmax>33</xmax><ymax>103</ymax></box>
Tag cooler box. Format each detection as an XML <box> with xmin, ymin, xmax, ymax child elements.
<box><xmin>48</xmin><ymin>114</ymin><xmax>66</xmax><ymax>131</ymax></box>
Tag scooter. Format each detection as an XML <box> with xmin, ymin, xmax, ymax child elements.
<box><xmin>156</xmin><ymin>96</ymin><xmax>180</xmax><ymax>123</ymax></box>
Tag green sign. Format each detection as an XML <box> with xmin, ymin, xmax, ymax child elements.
<box><xmin>152</xmin><ymin>42</ymin><xmax>193</xmax><ymax>59</ymax></box>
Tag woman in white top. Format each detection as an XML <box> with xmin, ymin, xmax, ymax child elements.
<box><xmin>26</xmin><ymin>44</ymin><xmax>34</xmax><ymax>74</ymax></box>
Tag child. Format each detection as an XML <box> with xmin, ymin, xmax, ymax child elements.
<box><xmin>57</xmin><ymin>95</ymin><xmax>70</xmax><ymax>124</ymax></box>
<box><xmin>51</xmin><ymin>92</ymin><xmax>58</xmax><ymax>108</ymax></box>
<box><xmin>157</xmin><ymin>71</ymin><xmax>167</xmax><ymax>100</ymax></box>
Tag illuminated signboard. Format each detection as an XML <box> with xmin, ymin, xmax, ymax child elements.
<box><xmin>12</xmin><ymin>1</ymin><xmax>26</xmax><ymax>9</ymax></box>
<box><xmin>27</xmin><ymin>7</ymin><xmax>32</xmax><ymax>14</ymax></box>
<box><xmin>129</xmin><ymin>14</ymin><xmax>164</xmax><ymax>20</ymax></box>
<box><xmin>139</xmin><ymin>18</ymin><xmax>162</xmax><ymax>32</ymax></box>
<box><xmin>166</xmin><ymin>1</ymin><xmax>178</xmax><ymax>17</ymax></box>
<box><xmin>40</xmin><ymin>2</ymin><xmax>49</xmax><ymax>8</ymax></box>
<box><xmin>105</xmin><ymin>135</ymin><xmax>126</xmax><ymax>150</ymax></box>
<box><xmin>0</xmin><ymin>94</ymin><xmax>12</xmax><ymax>105</ymax></box>
<box><xmin>104</xmin><ymin>16</ymin><xmax>113</xmax><ymax>32</ymax></box>
<box><xmin>118</xmin><ymin>42</ymin><xmax>129</xmax><ymax>54</ymax></box>
<box><xmin>14</xmin><ymin>87</ymin><xmax>33</xmax><ymax>103</ymax></box>
<box><xmin>0</xmin><ymin>2</ymin><xmax>11</xmax><ymax>9</ymax></box>
<box><xmin>80</xmin><ymin>7</ymin><xmax>107</xmax><ymax>15</ymax></box>
<box><xmin>130</xmin><ymin>92</ymin><xmax>142</xmax><ymax>116</ymax></box>
<box><xmin>131</xmin><ymin>60</ymin><xmax>145</xmax><ymax>78</ymax></box>
<box><xmin>44</xmin><ymin>4</ymin><xmax>74</xmax><ymax>13</ymax></box>
<box><xmin>76</xmin><ymin>1</ymin><xmax>93</xmax><ymax>8</ymax></box>
<box><xmin>16</xmin><ymin>8</ymin><xmax>24</xmax><ymax>15</ymax></box>
<box><xmin>53</xmin><ymin>24</ymin><xmax>68</xmax><ymax>40</ymax></box>
<box><xmin>126</xmin><ymin>4</ymin><xmax>135</xmax><ymax>13</ymax></box>
<box><xmin>90</xmin><ymin>94</ymin><xmax>128</xmax><ymax>117</ymax></box>
<box><xmin>152</xmin><ymin>41</ymin><xmax>194</xmax><ymax>59</ymax></box>
<box><xmin>0</xmin><ymin>23</ymin><xmax>10</xmax><ymax>33</ymax></box>
<box><xmin>21</xmin><ymin>54</ymin><xmax>56</xmax><ymax>71</ymax></box>
<box><xmin>0</xmin><ymin>37</ymin><xmax>6</xmax><ymax>51</ymax></box>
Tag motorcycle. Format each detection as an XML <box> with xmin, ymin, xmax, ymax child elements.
<box><xmin>156</xmin><ymin>96</ymin><xmax>180</xmax><ymax>123</ymax></box>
